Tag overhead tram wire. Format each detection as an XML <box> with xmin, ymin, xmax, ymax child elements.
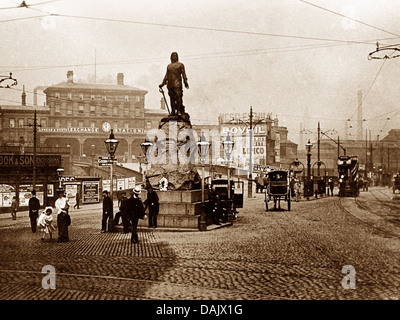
<box><xmin>299</xmin><ymin>0</ymin><xmax>400</xmax><ymax>38</ymax></box>
<box><xmin>0</xmin><ymin>42</ymin><xmax>358</xmax><ymax>72</ymax></box>
<box><xmin>0</xmin><ymin>36</ymin><xmax>394</xmax><ymax>73</ymax></box>
<box><xmin>5</xmin><ymin>5</ymin><xmax>380</xmax><ymax>45</ymax></box>
<box><xmin>346</xmin><ymin>58</ymin><xmax>387</xmax><ymax>122</ymax></box>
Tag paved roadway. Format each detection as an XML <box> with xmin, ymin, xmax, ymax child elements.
<box><xmin>0</xmin><ymin>187</ymin><xmax>399</xmax><ymax>300</ymax></box>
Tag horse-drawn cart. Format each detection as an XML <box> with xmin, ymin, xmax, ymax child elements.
<box><xmin>265</xmin><ymin>170</ymin><xmax>291</xmax><ymax>211</ymax></box>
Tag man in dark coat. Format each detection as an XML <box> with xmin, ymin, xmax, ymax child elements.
<box><xmin>28</xmin><ymin>189</ymin><xmax>40</xmax><ymax>233</ymax></box>
<box><xmin>127</xmin><ymin>186</ymin><xmax>145</xmax><ymax>243</ymax></box>
<box><xmin>114</xmin><ymin>192</ymin><xmax>131</xmax><ymax>233</ymax></box>
<box><xmin>101</xmin><ymin>190</ymin><xmax>113</xmax><ymax>232</ymax></box>
<box><xmin>74</xmin><ymin>192</ymin><xmax>80</xmax><ymax>209</ymax></box>
<box><xmin>159</xmin><ymin>51</ymin><xmax>189</xmax><ymax>116</ymax></box>
<box><xmin>144</xmin><ymin>186</ymin><xmax>159</xmax><ymax>228</ymax></box>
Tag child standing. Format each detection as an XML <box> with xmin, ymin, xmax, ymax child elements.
<box><xmin>38</xmin><ymin>206</ymin><xmax>56</xmax><ymax>241</ymax></box>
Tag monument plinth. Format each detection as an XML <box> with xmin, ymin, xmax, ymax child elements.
<box><xmin>146</xmin><ymin>116</ymin><xmax>201</xmax><ymax>191</ymax></box>
<box><xmin>140</xmin><ymin>113</ymin><xmax>205</xmax><ymax>230</ymax></box>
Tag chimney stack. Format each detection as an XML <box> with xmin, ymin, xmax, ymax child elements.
<box><xmin>21</xmin><ymin>85</ymin><xmax>26</xmax><ymax>106</ymax></box>
<box><xmin>273</xmin><ymin>115</ymin><xmax>279</xmax><ymax>127</ymax></box>
<box><xmin>67</xmin><ymin>70</ymin><xmax>74</xmax><ymax>83</ymax></box>
<box><xmin>117</xmin><ymin>73</ymin><xmax>124</xmax><ymax>85</ymax></box>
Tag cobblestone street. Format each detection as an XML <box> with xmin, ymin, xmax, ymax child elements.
<box><xmin>0</xmin><ymin>187</ymin><xmax>399</xmax><ymax>300</ymax></box>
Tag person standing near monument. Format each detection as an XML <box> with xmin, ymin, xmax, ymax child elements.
<box><xmin>159</xmin><ymin>52</ymin><xmax>189</xmax><ymax>116</ymax></box>
<box><xmin>101</xmin><ymin>190</ymin><xmax>113</xmax><ymax>233</ymax></box>
<box><xmin>127</xmin><ymin>186</ymin><xmax>145</xmax><ymax>243</ymax></box>
<box><xmin>28</xmin><ymin>190</ymin><xmax>40</xmax><ymax>233</ymax></box>
<box><xmin>144</xmin><ymin>186</ymin><xmax>159</xmax><ymax>228</ymax></box>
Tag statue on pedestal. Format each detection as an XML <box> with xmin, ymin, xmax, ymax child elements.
<box><xmin>159</xmin><ymin>52</ymin><xmax>190</xmax><ymax>121</ymax></box>
<box><xmin>144</xmin><ymin>52</ymin><xmax>200</xmax><ymax>190</ymax></box>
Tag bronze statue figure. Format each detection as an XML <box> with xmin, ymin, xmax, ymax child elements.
<box><xmin>159</xmin><ymin>52</ymin><xmax>189</xmax><ymax>117</ymax></box>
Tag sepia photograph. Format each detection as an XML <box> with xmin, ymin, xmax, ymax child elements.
<box><xmin>0</xmin><ymin>0</ymin><xmax>399</xmax><ymax>314</ymax></box>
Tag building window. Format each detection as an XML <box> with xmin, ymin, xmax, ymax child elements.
<box><xmin>135</xmin><ymin>95</ymin><xmax>140</xmax><ymax>102</ymax></box>
<box><xmin>135</xmin><ymin>108</ymin><xmax>141</xmax><ymax>117</ymax></box>
<box><xmin>124</xmin><ymin>123</ymin><xmax>129</xmax><ymax>129</ymax></box>
<box><xmin>67</xmin><ymin>104</ymin><xmax>73</xmax><ymax>115</ymax></box>
<box><xmin>18</xmin><ymin>119</ymin><xmax>24</xmax><ymax>128</ymax></box>
<box><xmin>55</xmin><ymin>120</ymin><xmax>60</xmax><ymax>128</ymax></box>
<box><xmin>40</xmin><ymin>119</ymin><xmax>46</xmax><ymax>127</ymax></box>
<box><xmin>90</xmin><ymin>121</ymin><xmax>95</xmax><ymax>128</ymax></box>
<box><xmin>79</xmin><ymin>93</ymin><xmax>84</xmax><ymax>100</ymax></box>
<box><xmin>102</xmin><ymin>95</ymin><xmax>107</xmax><ymax>101</ymax></box>
<box><xmin>91</xmin><ymin>94</ymin><xmax>95</xmax><ymax>100</ymax></box>
<box><xmin>67</xmin><ymin>120</ymin><xmax>72</xmax><ymax>128</ymax></box>
<box><xmin>124</xmin><ymin>105</ymin><xmax>129</xmax><ymax>116</ymax></box>
<box><xmin>146</xmin><ymin>121</ymin><xmax>152</xmax><ymax>129</ymax></box>
<box><xmin>67</xmin><ymin>93</ymin><xmax>72</xmax><ymax>100</ymax></box>
<box><xmin>9</xmin><ymin>119</ymin><xmax>15</xmax><ymax>128</ymax></box>
<box><xmin>79</xmin><ymin>105</ymin><xmax>84</xmax><ymax>113</ymax></box>
<box><xmin>90</xmin><ymin>105</ymin><xmax>96</xmax><ymax>114</ymax></box>
<box><xmin>113</xmin><ymin>105</ymin><xmax>119</xmax><ymax>116</ymax></box>
<box><xmin>101</xmin><ymin>105</ymin><xmax>107</xmax><ymax>115</ymax></box>
<box><xmin>78</xmin><ymin>121</ymin><xmax>83</xmax><ymax>128</ymax></box>
<box><xmin>55</xmin><ymin>92</ymin><xmax>60</xmax><ymax>99</ymax></box>
<box><xmin>125</xmin><ymin>95</ymin><xmax>129</xmax><ymax>102</ymax></box>
<box><xmin>55</xmin><ymin>104</ymin><xmax>61</xmax><ymax>114</ymax></box>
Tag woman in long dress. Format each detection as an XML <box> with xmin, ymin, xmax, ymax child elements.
<box><xmin>55</xmin><ymin>192</ymin><xmax>71</xmax><ymax>242</ymax></box>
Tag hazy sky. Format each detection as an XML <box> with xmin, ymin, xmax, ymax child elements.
<box><xmin>1</xmin><ymin>0</ymin><xmax>400</xmax><ymax>147</ymax></box>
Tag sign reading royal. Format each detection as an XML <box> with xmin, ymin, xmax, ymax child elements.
<box><xmin>0</xmin><ymin>155</ymin><xmax>61</xmax><ymax>167</ymax></box>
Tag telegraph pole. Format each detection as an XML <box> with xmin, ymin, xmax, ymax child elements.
<box><xmin>248</xmin><ymin>106</ymin><xmax>253</xmax><ymax>198</ymax></box>
<box><xmin>317</xmin><ymin>122</ymin><xmax>321</xmax><ymax>177</ymax></box>
<box><xmin>28</xmin><ymin>109</ymin><xmax>42</xmax><ymax>190</ymax></box>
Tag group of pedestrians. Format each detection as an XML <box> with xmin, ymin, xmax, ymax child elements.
<box><xmin>27</xmin><ymin>189</ymin><xmax>71</xmax><ymax>242</ymax></box>
<box><xmin>102</xmin><ymin>185</ymin><xmax>159</xmax><ymax>244</ymax></box>
<box><xmin>15</xmin><ymin>183</ymin><xmax>160</xmax><ymax>245</ymax></box>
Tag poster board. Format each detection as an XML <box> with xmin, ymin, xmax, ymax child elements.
<box><xmin>82</xmin><ymin>181</ymin><xmax>100</xmax><ymax>204</ymax></box>
<box><xmin>19</xmin><ymin>184</ymin><xmax>44</xmax><ymax>207</ymax></box>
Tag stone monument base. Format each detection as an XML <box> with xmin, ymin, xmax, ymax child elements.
<box><xmin>137</xmin><ymin>189</ymin><xmax>207</xmax><ymax>230</ymax></box>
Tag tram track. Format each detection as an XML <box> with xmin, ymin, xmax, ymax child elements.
<box><xmin>269</xmin><ymin>205</ymin><xmax>348</xmax><ymax>268</ymax></box>
<box><xmin>0</xmin><ymin>267</ymin><xmax>294</xmax><ymax>300</ymax></box>
<box><xmin>337</xmin><ymin>196</ymin><xmax>400</xmax><ymax>239</ymax></box>
<box><xmin>368</xmin><ymin>188</ymin><xmax>400</xmax><ymax>212</ymax></box>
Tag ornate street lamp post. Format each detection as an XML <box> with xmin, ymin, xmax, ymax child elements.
<box><xmin>223</xmin><ymin>132</ymin><xmax>235</xmax><ymax>221</ymax></box>
<box><xmin>141</xmin><ymin>138</ymin><xmax>153</xmax><ymax>183</ymax></box>
<box><xmin>197</xmin><ymin>132</ymin><xmax>210</xmax><ymax>231</ymax></box>
<box><xmin>104</xmin><ymin>129</ymin><xmax>119</xmax><ymax>201</ymax></box>
<box><xmin>305</xmin><ymin>139</ymin><xmax>313</xmax><ymax>199</ymax></box>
